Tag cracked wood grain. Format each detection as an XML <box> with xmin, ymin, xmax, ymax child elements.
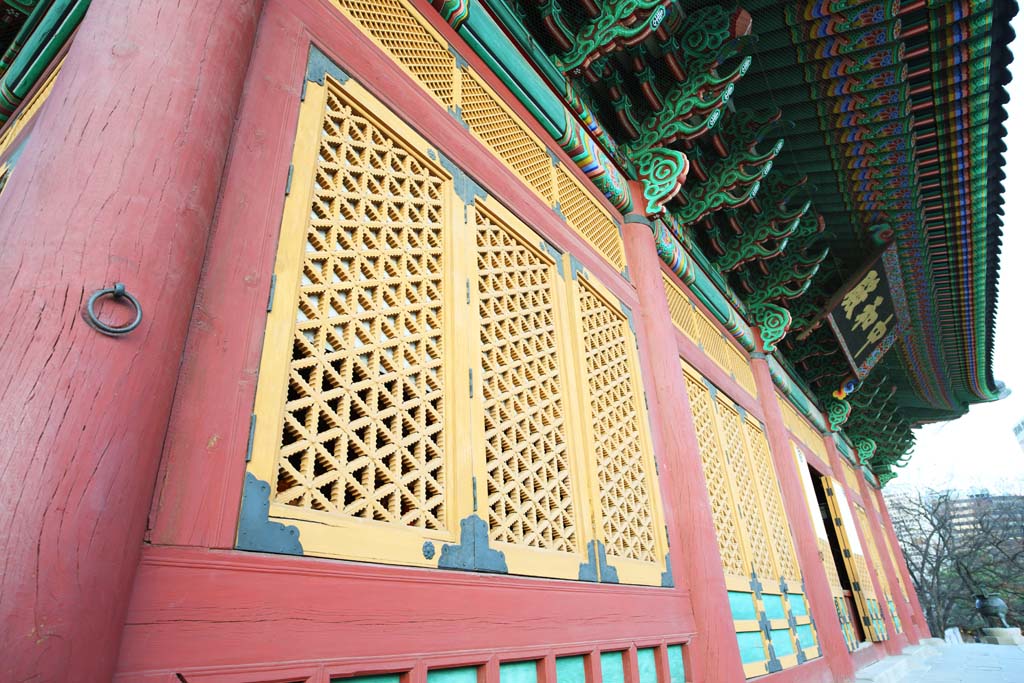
<box><xmin>0</xmin><ymin>1</ymin><xmax>262</xmax><ymax>681</ymax></box>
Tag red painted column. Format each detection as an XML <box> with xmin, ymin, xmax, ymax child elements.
<box><xmin>621</xmin><ymin>195</ymin><xmax>746</xmax><ymax>683</ymax></box>
<box><xmin>872</xmin><ymin>487</ymin><xmax>931</xmax><ymax>640</ymax></box>
<box><xmin>749</xmin><ymin>355</ymin><xmax>856</xmax><ymax>683</ymax></box>
<box><xmin>0</xmin><ymin>2</ymin><xmax>262</xmax><ymax>681</ymax></box>
<box><xmin>823</xmin><ymin>438</ymin><xmax>899</xmax><ymax>657</ymax></box>
<box><xmin>856</xmin><ymin>480</ymin><xmax>919</xmax><ymax>646</ymax></box>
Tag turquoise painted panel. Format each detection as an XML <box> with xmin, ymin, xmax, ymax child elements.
<box><xmin>666</xmin><ymin>645</ymin><xmax>685</xmax><ymax>683</ymax></box>
<box><xmin>770</xmin><ymin>629</ymin><xmax>796</xmax><ymax>658</ymax></box>
<box><xmin>763</xmin><ymin>594</ymin><xmax>786</xmax><ymax>621</ymax></box>
<box><xmin>429</xmin><ymin>668</ymin><xmax>479</xmax><ymax>683</ymax></box>
<box><xmin>332</xmin><ymin>676</ymin><xmax>402</xmax><ymax>683</ymax></box>
<box><xmin>636</xmin><ymin>648</ymin><xmax>657</xmax><ymax>683</ymax></box>
<box><xmin>796</xmin><ymin>624</ymin><xmax>816</xmax><ymax>650</ymax></box>
<box><xmin>789</xmin><ymin>593</ymin><xmax>808</xmax><ymax>617</ymax></box>
<box><xmin>728</xmin><ymin>591</ymin><xmax>758</xmax><ymax>621</ymax></box>
<box><xmin>501</xmin><ymin>662</ymin><xmax>538</xmax><ymax>683</ymax></box>
<box><xmin>556</xmin><ymin>656</ymin><xmax>586</xmax><ymax>683</ymax></box>
<box><xmin>736</xmin><ymin>631</ymin><xmax>767</xmax><ymax>664</ymax></box>
<box><xmin>600</xmin><ymin>652</ymin><xmax>625</xmax><ymax>683</ymax></box>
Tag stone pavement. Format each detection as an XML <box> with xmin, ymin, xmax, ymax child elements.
<box><xmin>899</xmin><ymin>643</ymin><xmax>1024</xmax><ymax>682</ymax></box>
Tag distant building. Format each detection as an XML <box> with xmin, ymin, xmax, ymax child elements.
<box><xmin>1014</xmin><ymin>419</ymin><xmax>1024</xmax><ymax>452</ymax></box>
<box><xmin>948</xmin><ymin>491</ymin><xmax>1024</xmax><ymax>541</ymax></box>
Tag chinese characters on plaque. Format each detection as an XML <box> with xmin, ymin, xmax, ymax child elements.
<box><xmin>827</xmin><ymin>246</ymin><xmax>900</xmax><ymax>379</ymax></box>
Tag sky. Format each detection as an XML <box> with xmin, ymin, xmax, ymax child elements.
<box><xmin>886</xmin><ymin>15</ymin><xmax>1024</xmax><ymax>496</ymax></box>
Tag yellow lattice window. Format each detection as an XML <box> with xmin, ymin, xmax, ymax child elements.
<box><xmin>244</xmin><ymin>74</ymin><xmax>467</xmax><ymax>563</ymax></box>
<box><xmin>243</xmin><ymin>69</ymin><xmax>667</xmax><ymax>584</ymax></box>
<box><xmin>468</xmin><ymin>200</ymin><xmax>593</xmax><ymax>578</ymax></box>
<box><xmin>572</xmin><ymin>275</ymin><xmax>666</xmax><ymax>583</ymax></box>
<box><xmin>665</xmin><ymin>275</ymin><xmax>756</xmax><ymax>397</ymax></box>
<box><xmin>779</xmin><ymin>394</ymin><xmax>827</xmax><ymax>460</ymax></box>
<box><xmin>662</xmin><ymin>273</ymin><xmax>699</xmax><ymax>340</ymax></box>
<box><xmin>555</xmin><ymin>167</ymin><xmax>626</xmax><ymax>272</ymax></box>
<box><xmin>869</xmin><ymin>490</ymin><xmax>910</xmax><ymax>603</ymax></box>
<box><xmin>682</xmin><ymin>362</ymin><xmax>819</xmax><ymax>677</ymax></box>
<box><xmin>822</xmin><ymin>478</ymin><xmax>889</xmax><ymax>642</ymax></box>
<box><xmin>331</xmin><ymin>0</ymin><xmax>628</xmax><ymax>274</ymax></box>
<box><xmin>461</xmin><ymin>72</ymin><xmax>555</xmax><ymax>203</ymax></box>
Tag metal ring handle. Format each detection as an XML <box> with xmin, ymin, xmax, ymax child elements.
<box><xmin>85</xmin><ymin>282</ymin><xmax>143</xmax><ymax>336</ymax></box>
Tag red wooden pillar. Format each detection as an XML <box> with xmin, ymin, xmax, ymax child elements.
<box><xmin>855</xmin><ymin>478</ymin><xmax>919</xmax><ymax>646</ymax></box>
<box><xmin>620</xmin><ymin>195</ymin><xmax>746</xmax><ymax>683</ymax></box>
<box><xmin>823</xmin><ymin>437</ymin><xmax>900</xmax><ymax>657</ymax></box>
<box><xmin>0</xmin><ymin>2</ymin><xmax>263</xmax><ymax>681</ymax></box>
<box><xmin>749</xmin><ymin>355</ymin><xmax>857</xmax><ymax>683</ymax></box>
<box><xmin>871</xmin><ymin>486</ymin><xmax>931</xmax><ymax>640</ymax></box>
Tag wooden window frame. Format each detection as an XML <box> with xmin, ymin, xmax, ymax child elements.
<box><xmin>680</xmin><ymin>363</ymin><xmax>819</xmax><ymax>678</ymax></box>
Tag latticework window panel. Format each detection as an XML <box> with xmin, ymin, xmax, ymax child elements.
<box><xmin>666</xmin><ymin>271</ymin><xmax>756</xmax><ymax>398</ymax></box>
<box><xmin>273</xmin><ymin>80</ymin><xmax>448</xmax><ymax>528</ymax></box>
<box><xmin>838</xmin><ymin>458</ymin><xmax>857</xmax><ymax>492</ymax></box>
<box><xmin>335</xmin><ymin>0</ymin><xmax>457</xmax><ymax>108</ymax></box>
<box><xmin>682</xmin><ymin>363</ymin><xmax>818</xmax><ymax>677</ymax></box>
<box><xmin>475</xmin><ymin>206</ymin><xmax>578</xmax><ymax>553</ymax></box>
<box><xmin>243</xmin><ymin>33</ymin><xmax>669</xmax><ymax>583</ymax></box>
<box><xmin>718</xmin><ymin>401</ymin><xmax>775</xmax><ymax>579</ymax></box>
<box><xmin>877</xmin><ymin>509</ymin><xmax>910</xmax><ymax>601</ymax></box>
<box><xmin>745</xmin><ymin>423</ymin><xmax>801</xmax><ymax>585</ymax></box>
<box><xmin>331</xmin><ymin>0</ymin><xmax>629</xmax><ymax>276</ymax></box>
<box><xmin>685</xmin><ymin>371</ymin><xmax>746</xmax><ymax>577</ymax></box>
<box><xmin>555</xmin><ymin>167</ymin><xmax>627</xmax><ymax>272</ymax></box>
<box><xmin>662</xmin><ymin>273</ymin><xmax>698</xmax><ymax>339</ymax></box>
<box><xmin>243</xmin><ymin>73</ymin><xmax>468</xmax><ymax>565</ymax></box>
<box><xmin>462</xmin><ymin>73</ymin><xmax>555</xmax><ymax>204</ymax></box>
<box><xmin>575</xmin><ymin>277</ymin><xmax>659</xmax><ymax>567</ymax></box>
<box><xmin>819</xmin><ymin>538</ymin><xmax>844</xmax><ymax>594</ymax></box>
<box><xmin>855</xmin><ymin>503</ymin><xmax>891</xmax><ymax>598</ymax></box>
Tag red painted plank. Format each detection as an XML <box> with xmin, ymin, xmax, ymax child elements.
<box><xmin>116</xmin><ymin>546</ymin><xmax>694</xmax><ymax>677</ymax></box>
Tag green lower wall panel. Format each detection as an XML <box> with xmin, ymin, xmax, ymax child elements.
<box><xmin>789</xmin><ymin>594</ymin><xmax>808</xmax><ymax>617</ymax></box>
<box><xmin>500</xmin><ymin>662</ymin><xmax>538</xmax><ymax>683</ymax></box>
<box><xmin>600</xmin><ymin>652</ymin><xmax>625</xmax><ymax>683</ymax></box>
<box><xmin>429</xmin><ymin>668</ymin><xmax>479</xmax><ymax>683</ymax></box>
<box><xmin>556</xmin><ymin>656</ymin><xmax>586</xmax><ymax>683</ymax></box>
<box><xmin>637</xmin><ymin>648</ymin><xmax>657</xmax><ymax>683</ymax></box>
<box><xmin>728</xmin><ymin>591</ymin><xmax>758</xmax><ymax>621</ymax></box>
<box><xmin>736</xmin><ymin>631</ymin><xmax>767</xmax><ymax>664</ymax></box>
<box><xmin>770</xmin><ymin>629</ymin><xmax>796</xmax><ymax>658</ymax></box>
<box><xmin>667</xmin><ymin>644</ymin><xmax>685</xmax><ymax>683</ymax></box>
<box><xmin>763</xmin><ymin>595</ymin><xmax>786</xmax><ymax>621</ymax></box>
<box><xmin>796</xmin><ymin>624</ymin><xmax>816</xmax><ymax>650</ymax></box>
